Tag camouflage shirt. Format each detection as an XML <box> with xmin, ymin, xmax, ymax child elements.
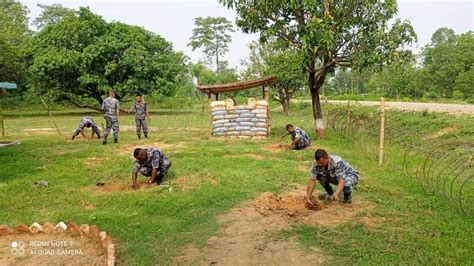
<box><xmin>132</xmin><ymin>102</ymin><xmax>148</xmax><ymax>120</ymax></box>
<box><xmin>102</xmin><ymin>97</ymin><xmax>119</xmax><ymax>119</ymax></box>
<box><xmin>132</xmin><ymin>148</ymin><xmax>169</xmax><ymax>174</ymax></box>
<box><xmin>310</xmin><ymin>155</ymin><xmax>358</xmax><ymax>184</ymax></box>
<box><xmin>291</xmin><ymin>127</ymin><xmax>311</xmax><ymax>147</ymax></box>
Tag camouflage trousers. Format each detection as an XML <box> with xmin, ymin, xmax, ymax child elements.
<box><xmin>72</xmin><ymin>123</ymin><xmax>100</xmax><ymax>138</ymax></box>
<box><xmin>138</xmin><ymin>160</ymin><xmax>172</xmax><ymax>179</ymax></box>
<box><xmin>135</xmin><ymin>119</ymin><xmax>148</xmax><ymax>136</ymax></box>
<box><xmin>104</xmin><ymin>116</ymin><xmax>119</xmax><ymax>140</ymax></box>
<box><xmin>318</xmin><ymin>173</ymin><xmax>358</xmax><ymax>195</ymax></box>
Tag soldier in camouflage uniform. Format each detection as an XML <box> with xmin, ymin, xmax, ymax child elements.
<box><xmin>128</xmin><ymin>95</ymin><xmax>150</xmax><ymax>139</ymax></box>
<box><xmin>101</xmin><ymin>90</ymin><xmax>120</xmax><ymax>144</ymax></box>
<box><xmin>71</xmin><ymin>116</ymin><xmax>101</xmax><ymax>140</ymax></box>
<box><xmin>305</xmin><ymin>149</ymin><xmax>359</xmax><ymax>205</ymax></box>
<box><xmin>131</xmin><ymin>147</ymin><xmax>172</xmax><ymax>189</ymax></box>
<box><xmin>284</xmin><ymin>124</ymin><xmax>312</xmax><ymax>150</ymax></box>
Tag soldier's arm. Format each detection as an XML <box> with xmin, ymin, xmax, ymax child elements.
<box><xmin>148</xmin><ymin>167</ymin><xmax>158</xmax><ymax>184</ymax></box>
<box><xmin>305</xmin><ymin>178</ymin><xmax>317</xmax><ymax>206</ymax></box>
<box><xmin>332</xmin><ymin>178</ymin><xmax>345</xmax><ymax>201</ymax></box>
<box><xmin>132</xmin><ymin>172</ymin><xmax>139</xmax><ymax>190</ymax></box>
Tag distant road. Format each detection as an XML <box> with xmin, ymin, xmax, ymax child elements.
<box><xmin>321</xmin><ymin>100</ymin><xmax>474</xmax><ymax>115</ymax></box>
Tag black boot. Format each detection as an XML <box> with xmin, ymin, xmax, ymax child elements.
<box><xmin>144</xmin><ymin>133</ymin><xmax>148</xmax><ymax>139</ymax></box>
<box><xmin>114</xmin><ymin>138</ymin><xmax>118</xmax><ymax>144</ymax></box>
<box><xmin>137</xmin><ymin>134</ymin><xmax>141</xmax><ymax>140</ymax></box>
<box><xmin>102</xmin><ymin>139</ymin><xmax>107</xmax><ymax>145</ymax></box>
<box><xmin>343</xmin><ymin>192</ymin><xmax>352</xmax><ymax>203</ymax></box>
<box><xmin>97</xmin><ymin>134</ymin><xmax>101</xmax><ymax>139</ymax></box>
<box><xmin>156</xmin><ymin>173</ymin><xmax>165</xmax><ymax>185</ymax></box>
<box><xmin>71</xmin><ymin>135</ymin><xmax>75</xmax><ymax>140</ymax></box>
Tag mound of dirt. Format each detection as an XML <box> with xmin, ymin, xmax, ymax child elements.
<box><xmin>174</xmin><ymin>186</ymin><xmax>372</xmax><ymax>265</ymax></box>
<box><xmin>253</xmin><ymin>191</ymin><xmax>325</xmax><ymax>218</ymax></box>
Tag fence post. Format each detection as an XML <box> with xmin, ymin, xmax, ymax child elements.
<box><xmin>379</xmin><ymin>97</ymin><xmax>385</xmax><ymax>166</ymax></box>
<box><xmin>345</xmin><ymin>100</ymin><xmax>351</xmax><ymax>137</ymax></box>
<box><xmin>39</xmin><ymin>95</ymin><xmax>62</xmax><ymax>136</ymax></box>
<box><xmin>1</xmin><ymin>112</ymin><xmax>4</xmax><ymax>137</ymax></box>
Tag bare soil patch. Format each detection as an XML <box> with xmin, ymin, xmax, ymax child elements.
<box><xmin>174</xmin><ymin>185</ymin><xmax>371</xmax><ymax>265</ymax></box>
<box><xmin>173</xmin><ymin>175</ymin><xmax>219</xmax><ymax>191</ymax></box>
<box><xmin>261</xmin><ymin>143</ymin><xmax>288</xmax><ymax>153</ymax></box>
<box><xmin>425</xmin><ymin>125</ymin><xmax>459</xmax><ymax>139</ymax></box>
<box><xmin>84</xmin><ymin>157</ymin><xmax>109</xmax><ymax>166</ymax></box>
<box><xmin>91</xmin><ymin>180</ymin><xmax>156</xmax><ymax>194</ymax></box>
<box><xmin>0</xmin><ymin>233</ymin><xmax>107</xmax><ymax>265</ymax></box>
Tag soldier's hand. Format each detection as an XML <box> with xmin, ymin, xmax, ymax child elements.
<box><xmin>331</xmin><ymin>194</ymin><xmax>339</xmax><ymax>202</ymax></box>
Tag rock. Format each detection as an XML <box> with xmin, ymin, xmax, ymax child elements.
<box><xmin>67</xmin><ymin>222</ymin><xmax>80</xmax><ymax>234</ymax></box>
<box><xmin>79</xmin><ymin>224</ymin><xmax>90</xmax><ymax>235</ymax></box>
<box><xmin>55</xmin><ymin>222</ymin><xmax>67</xmax><ymax>233</ymax></box>
<box><xmin>29</xmin><ymin>222</ymin><xmax>43</xmax><ymax>233</ymax></box>
<box><xmin>89</xmin><ymin>225</ymin><xmax>101</xmax><ymax>241</ymax></box>
<box><xmin>0</xmin><ymin>225</ymin><xmax>14</xmax><ymax>236</ymax></box>
<box><xmin>42</xmin><ymin>222</ymin><xmax>55</xmax><ymax>233</ymax></box>
<box><xmin>15</xmin><ymin>224</ymin><xmax>31</xmax><ymax>234</ymax></box>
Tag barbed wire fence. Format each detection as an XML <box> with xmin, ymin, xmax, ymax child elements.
<box><xmin>322</xmin><ymin>100</ymin><xmax>473</xmax><ymax>214</ymax></box>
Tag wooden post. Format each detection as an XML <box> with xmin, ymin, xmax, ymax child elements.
<box><xmin>215</xmin><ymin>93</ymin><xmax>219</xmax><ymax>101</ymax></box>
<box><xmin>263</xmin><ymin>85</ymin><xmax>270</xmax><ymax>101</ymax></box>
<box><xmin>379</xmin><ymin>97</ymin><xmax>385</xmax><ymax>166</ymax></box>
<box><xmin>345</xmin><ymin>100</ymin><xmax>351</xmax><ymax>137</ymax></box>
<box><xmin>39</xmin><ymin>95</ymin><xmax>62</xmax><ymax>136</ymax></box>
<box><xmin>1</xmin><ymin>111</ymin><xmax>4</xmax><ymax>137</ymax></box>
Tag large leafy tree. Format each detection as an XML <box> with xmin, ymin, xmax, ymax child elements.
<box><xmin>242</xmin><ymin>41</ymin><xmax>306</xmax><ymax>114</ymax></box>
<box><xmin>0</xmin><ymin>0</ymin><xmax>30</xmax><ymax>88</ymax></box>
<box><xmin>188</xmin><ymin>16</ymin><xmax>234</xmax><ymax>72</ymax></box>
<box><xmin>219</xmin><ymin>0</ymin><xmax>416</xmax><ymax>138</ymax></box>
<box><xmin>33</xmin><ymin>3</ymin><xmax>76</xmax><ymax>30</ymax></box>
<box><xmin>28</xmin><ymin>7</ymin><xmax>186</xmax><ymax>109</ymax></box>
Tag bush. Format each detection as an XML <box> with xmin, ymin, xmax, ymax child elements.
<box><xmin>452</xmin><ymin>90</ymin><xmax>464</xmax><ymax>99</ymax></box>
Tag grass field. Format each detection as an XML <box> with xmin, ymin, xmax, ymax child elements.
<box><xmin>1</xmin><ymin>102</ymin><xmax>473</xmax><ymax>265</ymax></box>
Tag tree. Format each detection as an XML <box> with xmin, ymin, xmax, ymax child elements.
<box><xmin>188</xmin><ymin>17</ymin><xmax>234</xmax><ymax>72</ymax></box>
<box><xmin>28</xmin><ymin>7</ymin><xmax>187</xmax><ymax>110</ymax></box>
<box><xmin>219</xmin><ymin>0</ymin><xmax>416</xmax><ymax>138</ymax></box>
<box><xmin>33</xmin><ymin>4</ymin><xmax>76</xmax><ymax>30</ymax></box>
<box><xmin>242</xmin><ymin>41</ymin><xmax>306</xmax><ymax>114</ymax></box>
<box><xmin>0</xmin><ymin>0</ymin><xmax>29</xmax><ymax>88</ymax></box>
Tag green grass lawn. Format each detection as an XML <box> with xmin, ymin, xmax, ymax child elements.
<box><xmin>1</xmin><ymin>103</ymin><xmax>472</xmax><ymax>265</ymax></box>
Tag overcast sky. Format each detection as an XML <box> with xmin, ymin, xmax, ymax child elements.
<box><xmin>20</xmin><ymin>0</ymin><xmax>474</xmax><ymax>70</ymax></box>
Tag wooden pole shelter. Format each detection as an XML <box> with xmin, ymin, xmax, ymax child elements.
<box><xmin>345</xmin><ymin>100</ymin><xmax>351</xmax><ymax>137</ymax></box>
<box><xmin>379</xmin><ymin>97</ymin><xmax>385</xmax><ymax>166</ymax></box>
<box><xmin>39</xmin><ymin>95</ymin><xmax>62</xmax><ymax>136</ymax></box>
<box><xmin>1</xmin><ymin>111</ymin><xmax>4</xmax><ymax>137</ymax></box>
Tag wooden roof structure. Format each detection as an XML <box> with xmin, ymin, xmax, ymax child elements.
<box><xmin>197</xmin><ymin>75</ymin><xmax>277</xmax><ymax>95</ymax></box>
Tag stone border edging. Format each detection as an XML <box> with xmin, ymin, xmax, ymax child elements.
<box><xmin>0</xmin><ymin>222</ymin><xmax>115</xmax><ymax>266</ymax></box>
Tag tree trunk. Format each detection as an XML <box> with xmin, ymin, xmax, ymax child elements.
<box><xmin>282</xmin><ymin>98</ymin><xmax>289</xmax><ymax>115</ymax></box>
<box><xmin>309</xmin><ymin>71</ymin><xmax>326</xmax><ymax>139</ymax></box>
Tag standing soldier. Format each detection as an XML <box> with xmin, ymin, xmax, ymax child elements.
<box><xmin>283</xmin><ymin>124</ymin><xmax>312</xmax><ymax>150</ymax></box>
<box><xmin>128</xmin><ymin>94</ymin><xmax>150</xmax><ymax>139</ymax></box>
<box><xmin>71</xmin><ymin>116</ymin><xmax>101</xmax><ymax>140</ymax></box>
<box><xmin>102</xmin><ymin>90</ymin><xmax>120</xmax><ymax>144</ymax></box>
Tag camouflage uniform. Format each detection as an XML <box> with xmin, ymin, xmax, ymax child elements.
<box><xmin>102</xmin><ymin>96</ymin><xmax>120</xmax><ymax>142</ymax></box>
<box><xmin>131</xmin><ymin>101</ymin><xmax>148</xmax><ymax>138</ymax></box>
<box><xmin>291</xmin><ymin>127</ymin><xmax>312</xmax><ymax>150</ymax></box>
<box><xmin>132</xmin><ymin>148</ymin><xmax>172</xmax><ymax>183</ymax></box>
<box><xmin>310</xmin><ymin>155</ymin><xmax>359</xmax><ymax>197</ymax></box>
<box><xmin>72</xmin><ymin>117</ymin><xmax>100</xmax><ymax>138</ymax></box>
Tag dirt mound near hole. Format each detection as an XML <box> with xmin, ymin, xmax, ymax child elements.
<box><xmin>174</xmin><ymin>186</ymin><xmax>372</xmax><ymax>265</ymax></box>
<box><xmin>253</xmin><ymin>191</ymin><xmax>325</xmax><ymax>218</ymax></box>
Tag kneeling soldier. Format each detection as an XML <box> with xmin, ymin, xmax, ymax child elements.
<box><xmin>305</xmin><ymin>149</ymin><xmax>359</xmax><ymax>205</ymax></box>
<box><xmin>131</xmin><ymin>147</ymin><xmax>172</xmax><ymax>189</ymax></box>
<box><xmin>284</xmin><ymin>124</ymin><xmax>311</xmax><ymax>150</ymax></box>
<box><xmin>71</xmin><ymin>117</ymin><xmax>101</xmax><ymax>140</ymax></box>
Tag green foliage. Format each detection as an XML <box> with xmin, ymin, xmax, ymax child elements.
<box><xmin>27</xmin><ymin>7</ymin><xmax>187</xmax><ymax>108</ymax></box>
<box><xmin>0</xmin><ymin>0</ymin><xmax>30</xmax><ymax>89</ymax></box>
<box><xmin>188</xmin><ymin>16</ymin><xmax>234</xmax><ymax>72</ymax></box>
<box><xmin>219</xmin><ymin>0</ymin><xmax>416</xmax><ymax>124</ymax></box>
<box><xmin>242</xmin><ymin>41</ymin><xmax>307</xmax><ymax>114</ymax></box>
<box><xmin>32</xmin><ymin>3</ymin><xmax>76</xmax><ymax>30</ymax></box>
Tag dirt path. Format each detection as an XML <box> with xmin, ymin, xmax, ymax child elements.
<box><xmin>326</xmin><ymin>100</ymin><xmax>474</xmax><ymax>115</ymax></box>
<box><xmin>173</xmin><ymin>186</ymin><xmax>373</xmax><ymax>265</ymax></box>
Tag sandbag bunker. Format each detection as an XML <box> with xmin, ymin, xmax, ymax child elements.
<box><xmin>211</xmin><ymin>98</ymin><xmax>269</xmax><ymax>139</ymax></box>
<box><xmin>197</xmin><ymin>75</ymin><xmax>278</xmax><ymax>140</ymax></box>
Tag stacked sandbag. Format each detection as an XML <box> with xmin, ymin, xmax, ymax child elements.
<box><xmin>210</xmin><ymin>98</ymin><xmax>269</xmax><ymax>139</ymax></box>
